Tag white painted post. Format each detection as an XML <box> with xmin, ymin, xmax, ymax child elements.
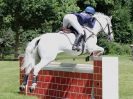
<box><xmin>102</xmin><ymin>57</ymin><xmax>119</xmax><ymax>99</ymax></box>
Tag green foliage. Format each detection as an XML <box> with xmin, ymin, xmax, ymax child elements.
<box><xmin>77</xmin><ymin>0</ymin><xmax>114</xmax><ymax>14</ymax></box>
<box><xmin>52</xmin><ymin>0</ymin><xmax>80</xmax><ymax>31</ymax></box>
<box><xmin>0</xmin><ymin>29</ymin><xmax>14</xmax><ymax>49</ymax></box>
<box><xmin>98</xmin><ymin>39</ymin><xmax>131</xmax><ymax>55</ymax></box>
<box><xmin>112</xmin><ymin>5</ymin><xmax>133</xmax><ymax>43</ymax></box>
<box><xmin>77</xmin><ymin>0</ymin><xmax>96</xmax><ymax>8</ymax></box>
<box><xmin>19</xmin><ymin>29</ymin><xmax>40</xmax><ymax>50</ymax></box>
<box><xmin>0</xmin><ymin>0</ymin><xmax>58</xmax><ymax>30</ymax></box>
<box><xmin>95</xmin><ymin>0</ymin><xmax>114</xmax><ymax>14</ymax></box>
<box><xmin>0</xmin><ymin>29</ymin><xmax>15</xmax><ymax>59</ymax></box>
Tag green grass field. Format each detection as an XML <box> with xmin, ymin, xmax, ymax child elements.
<box><xmin>0</xmin><ymin>55</ymin><xmax>133</xmax><ymax>99</ymax></box>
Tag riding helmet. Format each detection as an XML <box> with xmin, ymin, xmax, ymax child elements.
<box><xmin>85</xmin><ymin>6</ymin><xmax>95</xmax><ymax>15</ymax></box>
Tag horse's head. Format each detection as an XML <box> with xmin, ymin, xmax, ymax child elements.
<box><xmin>94</xmin><ymin>13</ymin><xmax>114</xmax><ymax>41</ymax></box>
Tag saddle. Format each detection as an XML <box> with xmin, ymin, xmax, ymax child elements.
<box><xmin>60</xmin><ymin>27</ymin><xmax>72</xmax><ymax>33</ymax></box>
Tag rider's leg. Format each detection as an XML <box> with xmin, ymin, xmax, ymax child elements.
<box><xmin>63</xmin><ymin>14</ymin><xmax>70</xmax><ymax>28</ymax></box>
<box><xmin>72</xmin><ymin>34</ymin><xmax>83</xmax><ymax>51</ymax></box>
<box><xmin>63</xmin><ymin>14</ymin><xmax>84</xmax><ymax>50</ymax></box>
<box><xmin>62</xmin><ymin>15</ymin><xmax>71</xmax><ymax>32</ymax></box>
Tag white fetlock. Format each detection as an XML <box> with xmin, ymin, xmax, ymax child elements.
<box><xmin>29</xmin><ymin>83</ymin><xmax>37</xmax><ymax>93</ymax></box>
<box><xmin>20</xmin><ymin>84</ymin><xmax>26</xmax><ymax>91</ymax></box>
<box><xmin>31</xmin><ymin>83</ymin><xmax>37</xmax><ymax>89</ymax></box>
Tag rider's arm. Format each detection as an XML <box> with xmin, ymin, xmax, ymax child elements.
<box><xmin>87</xmin><ymin>17</ymin><xmax>96</xmax><ymax>28</ymax></box>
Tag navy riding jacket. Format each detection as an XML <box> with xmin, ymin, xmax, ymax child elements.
<box><xmin>73</xmin><ymin>12</ymin><xmax>96</xmax><ymax>28</ymax></box>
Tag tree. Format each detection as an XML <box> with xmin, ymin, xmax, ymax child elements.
<box><xmin>0</xmin><ymin>29</ymin><xmax>15</xmax><ymax>59</ymax></box>
<box><xmin>48</xmin><ymin>0</ymin><xmax>80</xmax><ymax>31</ymax></box>
<box><xmin>112</xmin><ymin>0</ymin><xmax>133</xmax><ymax>43</ymax></box>
<box><xmin>0</xmin><ymin>0</ymin><xmax>81</xmax><ymax>58</ymax></box>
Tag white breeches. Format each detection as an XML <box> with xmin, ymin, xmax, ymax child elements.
<box><xmin>63</xmin><ymin>14</ymin><xmax>84</xmax><ymax>35</ymax></box>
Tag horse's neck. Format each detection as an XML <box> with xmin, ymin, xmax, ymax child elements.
<box><xmin>93</xmin><ymin>23</ymin><xmax>101</xmax><ymax>35</ymax></box>
<box><xmin>93</xmin><ymin>13</ymin><xmax>109</xmax><ymax>35</ymax></box>
<box><xmin>89</xmin><ymin>19</ymin><xmax>104</xmax><ymax>35</ymax></box>
<box><xmin>84</xmin><ymin>25</ymin><xmax>100</xmax><ymax>36</ymax></box>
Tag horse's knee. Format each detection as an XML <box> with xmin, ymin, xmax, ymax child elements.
<box><xmin>87</xmin><ymin>44</ymin><xmax>96</xmax><ymax>53</ymax></box>
<box><xmin>99</xmin><ymin>47</ymin><xmax>104</xmax><ymax>52</ymax></box>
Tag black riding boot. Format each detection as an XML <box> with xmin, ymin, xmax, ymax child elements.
<box><xmin>72</xmin><ymin>34</ymin><xmax>83</xmax><ymax>51</ymax></box>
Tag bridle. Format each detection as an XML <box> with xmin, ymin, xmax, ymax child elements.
<box><xmin>85</xmin><ymin>17</ymin><xmax>112</xmax><ymax>42</ymax></box>
<box><xmin>96</xmin><ymin>18</ymin><xmax>112</xmax><ymax>35</ymax></box>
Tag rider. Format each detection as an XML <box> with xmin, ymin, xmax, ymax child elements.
<box><xmin>62</xmin><ymin>6</ymin><xmax>96</xmax><ymax>51</ymax></box>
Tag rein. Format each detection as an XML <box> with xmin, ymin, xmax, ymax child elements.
<box><xmin>59</xmin><ymin>31</ymin><xmax>73</xmax><ymax>45</ymax></box>
<box><xmin>60</xmin><ymin>27</ymin><xmax>96</xmax><ymax>46</ymax></box>
<box><xmin>84</xmin><ymin>17</ymin><xmax>113</xmax><ymax>44</ymax></box>
<box><xmin>83</xmin><ymin>17</ymin><xmax>112</xmax><ymax>43</ymax></box>
<box><xmin>83</xmin><ymin>26</ymin><xmax>96</xmax><ymax>42</ymax></box>
<box><xmin>95</xmin><ymin>18</ymin><xmax>112</xmax><ymax>35</ymax></box>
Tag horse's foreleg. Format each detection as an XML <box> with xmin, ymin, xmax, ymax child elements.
<box><xmin>86</xmin><ymin>42</ymin><xmax>104</xmax><ymax>58</ymax></box>
<box><xmin>92</xmin><ymin>45</ymin><xmax>104</xmax><ymax>56</ymax></box>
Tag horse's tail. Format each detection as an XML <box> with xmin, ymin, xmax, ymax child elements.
<box><xmin>21</xmin><ymin>37</ymin><xmax>41</xmax><ymax>71</ymax></box>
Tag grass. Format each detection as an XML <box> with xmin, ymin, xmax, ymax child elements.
<box><xmin>0</xmin><ymin>61</ymin><xmax>37</xmax><ymax>99</ymax></box>
<box><xmin>0</xmin><ymin>54</ymin><xmax>133</xmax><ymax>99</ymax></box>
<box><xmin>119</xmin><ymin>55</ymin><xmax>133</xmax><ymax>99</ymax></box>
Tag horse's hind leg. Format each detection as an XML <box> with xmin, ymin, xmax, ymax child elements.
<box><xmin>19</xmin><ymin>75</ymin><xmax>29</xmax><ymax>91</ymax></box>
<box><xmin>20</xmin><ymin>56</ymin><xmax>35</xmax><ymax>91</ymax></box>
<box><xmin>29</xmin><ymin>57</ymin><xmax>56</xmax><ymax>92</ymax></box>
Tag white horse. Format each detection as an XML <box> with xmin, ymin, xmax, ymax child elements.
<box><xmin>20</xmin><ymin>12</ymin><xmax>113</xmax><ymax>92</ymax></box>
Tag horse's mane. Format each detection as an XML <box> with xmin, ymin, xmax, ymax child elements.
<box><xmin>94</xmin><ymin>12</ymin><xmax>109</xmax><ymax>19</ymax></box>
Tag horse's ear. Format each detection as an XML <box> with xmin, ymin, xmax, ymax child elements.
<box><xmin>110</xmin><ymin>16</ymin><xmax>112</xmax><ymax>20</ymax></box>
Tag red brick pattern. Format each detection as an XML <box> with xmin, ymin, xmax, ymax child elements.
<box><xmin>93</xmin><ymin>60</ymin><xmax>102</xmax><ymax>99</ymax></box>
<box><xmin>19</xmin><ymin>57</ymin><xmax>103</xmax><ymax>99</ymax></box>
<box><xmin>20</xmin><ymin>70</ymin><xmax>93</xmax><ymax>99</ymax></box>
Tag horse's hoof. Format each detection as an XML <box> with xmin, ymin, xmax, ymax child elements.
<box><xmin>85</xmin><ymin>56</ymin><xmax>90</xmax><ymax>61</ymax></box>
<box><xmin>29</xmin><ymin>87</ymin><xmax>34</xmax><ymax>93</ymax></box>
<box><xmin>19</xmin><ymin>86</ymin><xmax>25</xmax><ymax>91</ymax></box>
